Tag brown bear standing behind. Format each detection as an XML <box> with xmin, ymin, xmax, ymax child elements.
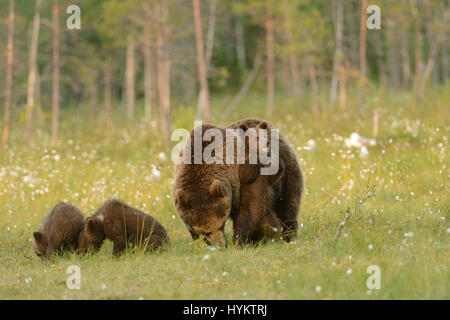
<box><xmin>228</xmin><ymin>119</ymin><xmax>304</xmax><ymax>242</ymax></box>
<box><xmin>78</xmin><ymin>199</ymin><xmax>168</xmax><ymax>256</ymax></box>
<box><xmin>32</xmin><ymin>202</ymin><xmax>85</xmax><ymax>258</ymax></box>
<box><xmin>233</xmin><ymin>159</ymin><xmax>285</xmax><ymax>244</ymax></box>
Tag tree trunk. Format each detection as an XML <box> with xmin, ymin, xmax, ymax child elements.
<box><xmin>143</xmin><ymin>23</ymin><xmax>153</xmax><ymax>124</ymax></box>
<box><xmin>104</xmin><ymin>61</ymin><xmax>113</xmax><ymax>128</ymax></box>
<box><xmin>375</xmin><ymin>31</ymin><xmax>387</xmax><ymax>88</ymax></box>
<box><xmin>414</xmin><ymin>12</ymin><xmax>422</xmax><ymax>94</ymax></box>
<box><xmin>400</xmin><ymin>22</ymin><xmax>411</xmax><ymax>88</ymax></box>
<box><xmin>157</xmin><ymin>4</ymin><xmax>171</xmax><ymax>148</ymax></box>
<box><xmin>26</xmin><ymin>0</ymin><xmax>42</xmax><ymax>137</ymax></box>
<box><xmin>234</xmin><ymin>8</ymin><xmax>247</xmax><ymax>75</ymax></box>
<box><xmin>387</xmin><ymin>15</ymin><xmax>400</xmax><ymax>88</ymax></box>
<box><xmin>205</xmin><ymin>0</ymin><xmax>216</xmax><ymax>72</ymax></box>
<box><xmin>308</xmin><ymin>55</ymin><xmax>319</xmax><ymax>117</ymax></box>
<box><xmin>330</xmin><ymin>0</ymin><xmax>343</xmax><ymax>110</ymax></box>
<box><xmin>442</xmin><ymin>33</ymin><xmax>448</xmax><ymax>82</ymax></box>
<box><xmin>427</xmin><ymin>24</ymin><xmax>440</xmax><ymax>84</ymax></box>
<box><xmin>283</xmin><ymin>4</ymin><xmax>301</xmax><ymax>99</ymax></box>
<box><xmin>418</xmin><ymin>27</ymin><xmax>445</xmax><ymax>99</ymax></box>
<box><xmin>126</xmin><ymin>35</ymin><xmax>136</xmax><ymax>121</ymax></box>
<box><xmin>338</xmin><ymin>64</ymin><xmax>347</xmax><ymax>112</ymax></box>
<box><xmin>193</xmin><ymin>0</ymin><xmax>211</xmax><ymax>120</ymax></box>
<box><xmin>52</xmin><ymin>0</ymin><xmax>60</xmax><ymax>143</ymax></box>
<box><xmin>266</xmin><ymin>2</ymin><xmax>275</xmax><ymax>117</ymax></box>
<box><xmin>359</xmin><ymin>0</ymin><xmax>368</xmax><ymax>114</ymax></box>
<box><xmin>89</xmin><ymin>69</ymin><xmax>98</xmax><ymax>119</ymax></box>
<box><xmin>2</xmin><ymin>0</ymin><xmax>14</xmax><ymax>146</ymax></box>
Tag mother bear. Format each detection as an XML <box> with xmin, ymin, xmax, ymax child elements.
<box><xmin>173</xmin><ymin>118</ymin><xmax>303</xmax><ymax>247</ymax></box>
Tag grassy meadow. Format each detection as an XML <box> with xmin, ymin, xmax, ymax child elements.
<box><xmin>0</xmin><ymin>87</ymin><xmax>448</xmax><ymax>299</ymax></box>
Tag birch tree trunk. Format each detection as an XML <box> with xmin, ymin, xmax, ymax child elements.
<box><xmin>414</xmin><ymin>12</ymin><xmax>422</xmax><ymax>94</ymax></box>
<box><xmin>52</xmin><ymin>0</ymin><xmax>60</xmax><ymax>143</ymax></box>
<box><xmin>359</xmin><ymin>0</ymin><xmax>368</xmax><ymax>114</ymax></box>
<box><xmin>308</xmin><ymin>54</ymin><xmax>319</xmax><ymax>117</ymax></box>
<box><xmin>157</xmin><ymin>4</ymin><xmax>171</xmax><ymax>148</ymax></box>
<box><xmin>26</xmin><ymin>0</ymin><xmax>42</xmax><ymax>137</ymax></box>
<box><xmin>126</xmin><ymin>35</ymin><xmax>136</xmax><ymax>121</ymax></box>
<box><xmin>143</xmin><ymin>22</ymin><xmax>153</xmax><ymax>124</ymax></box>
<box><xmin>104</xmin><ymin>61</ymin><xmax>113</xmax><ymax>128</ymax></box>
<box><xmin>266</xmin><ymin>2</ymin><xmax>275</xmax><ymax>117</ymax></box>
<box><xmin>193</xmin><ymin>0</ymin><xmax>211</xmax><ymax>120</ymax></box>
<box><xmin>330</xmin><ymin>0</ymin><xmax>343</xmax><ymax>110</ymax></box>
<box><xmin>2</xmin><ymin>0</ymin><xmax>14</xmax><ymax>146</ymax></box>
<box><xmin>283</xmin><ymin>4</ymin><xmax>301</xmax><ymax>99</ymax></box>
<box><xmin>234</xmin><ymin>12</ymin><xmax>247</xmax><ymax>75</ymax></box>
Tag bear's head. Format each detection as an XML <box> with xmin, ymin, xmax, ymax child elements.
<box><xmin>174</xmin><ymin>179</ymin><xmax>231</xmax><ymax>248</ymax></box>
<box><xmin>78</xmin><ymin>216</ymin><xmax>106</xmax><ymax>252</ymax></box>
<box><xmin>238</xmin><ymin>121</ymin><xmax>273</xmax><ymax>164</ymax></box>
<box><xmin>32</xmin><ymin>231</ymin><xmax>48</xmax><ymax>258</ymax></box>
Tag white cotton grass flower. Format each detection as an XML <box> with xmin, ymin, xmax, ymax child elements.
<box><xmin>148</xmin><ymin>165</ymin><xmax>161</xmax><ymax>181</ymax></box>
<box><xmin>368</xmin><ymin>244</ymin><xmax>374</xmax><ymax>250</ymax></box>
<box><xmin>315</xmin><ymin>285</ymin><xmax>322</xmax><ymax>293</ymax></box>
<box><xmin>344</xmin><ymin>132</ymin><xmax>376</xmax><ymax>149</ymax></box>
<box><xmin>359</xmin><ymin>146</ymin><xmax>369</xmax><ymax>159</ymax></box>
<box><xmin>158</xmin><ymin>152</ymin><xmax>168</xmax><ymax>162</ymax></box>
<box><xmin>25</xmin><ymin>277</ymin><xmax>32</xmax><ymax>284</ymax></box>
<box><xmin>404</xmin><ymin>232</ymin><xmax>414</xmax><ymax>238</ymax></box>
<box><xmin>346</xmin><ymin>268</ymin><xmax>353</xmax><ymax>275</ymax></box>
<box><xmin>101</xmin><ymin>284</ymin><xmax>107</xmax><ymax>290</ymax></box>
<box><xmin>303</xmin><ymin>139</ymin><xmax>316</xmax><ymax>151</ymax></box>
<box><xmin>203</xmin><ymin>254</ymin><xmax>211</xmax><ymax>261</ymax></box>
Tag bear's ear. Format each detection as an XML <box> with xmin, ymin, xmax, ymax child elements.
<box><xmin>175</xmin><ymin>189</ymin><xmax>191</xmax><ymax>208</ymax></box>
<box><xmin>238</xmin><ymin>123</ymin><xmax>248</xmax><ymax>132</ymax></box>
<box><xmin>86</xmin><ymin>217</ymin><xmax>102</xmax><ymax>234</ymax></box>
<box><xmin>209</xmin><ymin>179</ymin><xmax>227</xmax><ymax>198</ymax></box>
<box><xmin>257</xmin><ymin>121</ymin><xmax>271</xmax><ymax>130</ymax></box>
<box><xmin>33</xmin><ymin>231</ymin><xmax>43</xmax><ymax>242</ymax></box>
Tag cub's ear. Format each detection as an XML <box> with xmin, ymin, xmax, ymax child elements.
<box><xmin>33</xmin><ymin>231</ymin><xmax>43</xmax><ymax>242</ymax></box>
<box><xmin>86</xmin><ymin>217</ymin><xmax>102</xmax><ymax>234</ymax></box>
<box><xmin>209</xmin><ymin>179</ymin><xmax>227</xmax><ymax>198</ymax></box>
<box><xmin>257</xmin><ymin>121</ymin><xmax>271</xmax><ymax>130</ymax></box>
<box><xmin>238</xmin><ymin>123</ymin><xmax>248</xmax><ymax>131</ymax></box>
<box><xmin>175</xmin><ymin>189</ymin><xmax>191</xmax><ymax>208</ymax></box>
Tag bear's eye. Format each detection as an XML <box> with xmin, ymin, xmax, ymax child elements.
<box><xmin>204</xmin><ymin>232</ymin><xmax>212</xmax><ymax>237</ymax></box>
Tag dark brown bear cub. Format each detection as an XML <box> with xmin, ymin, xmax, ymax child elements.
<box><xmin>78</xmin><ymin>199</ymin><xmax>168</xmax><ymax>255</ymax></box>
<box><xmin>32</xmin><ymin>202</ymin><xmax>85</xmax><ymax>258</ymax></box>
<box><xmin>233</xmin><ymin>159</ymin><xmax>285</xmax><ymax>244</ymax></box>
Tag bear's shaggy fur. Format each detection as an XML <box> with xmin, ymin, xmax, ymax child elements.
<box><xmin>233</xmin><ymin>159</ymin><xmax>285</xmax><ymax>244</ymax></box>
<box><xmin>174</xmin><ymin>124</ymin><xmax>243</xmax><ymax>247</ymax></box>
<box><xmin>78</xmin><ymin>199</ymin><xmax>168</xmax><ymax>255</ymax></box>
<box><xmin>227</xmin><ymin>119</ymin><xmax>303</xmax><ymax>241</ymax></box>
<box><xmin>32</xmin><ymin>202</ymin><xmax>85</xmax><ymax>258</ymax></box>
<box><xmin>174</xmin><ymin>119</ymin><xmax>303</xmax><ymax>246</ymax></box>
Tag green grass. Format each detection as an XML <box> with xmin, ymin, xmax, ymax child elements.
<box><xmin>0</xmin><ymin>86</ymin><xmax>448</xmax><ymax>299</ymax></box>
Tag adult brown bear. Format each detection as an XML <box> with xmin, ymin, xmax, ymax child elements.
<box><xmin>173</xmin><ymin>119</ymin><xmax>303</xmax><ymax>246</ymax></box>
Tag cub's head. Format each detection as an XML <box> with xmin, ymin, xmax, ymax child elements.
<box><xmin>32</xmin><ymin>231</ymin><xmax>48</xmax><ymax>258</ymax></box>
<box><xmin>78</xmin><ymin>216</ymin><xmax>106</xmax><ymax>252</ymax></box>
<box><xmin>238</xmin><ymin>121</ymin><xmax>273</xmax><ymax>164</ymax></box>
<box><xmin>174</xmin><ymin>179</ymin><xmax>231</xmax><ymax>248</ymax></box>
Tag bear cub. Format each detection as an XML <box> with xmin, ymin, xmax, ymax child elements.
<box><xmin>32</xmin><ymin>202</ymin><xmax>85</xmax><ymax>258</ymax></box>
<box><xmin>78</xmin><ymin>199</ymin><xmax>168</xmax><ymax>255</ymax></box>
<box><xmin>233</xmin><ymin>159</ymin><xmax>285</xmax><ymax>244</ymax></box>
